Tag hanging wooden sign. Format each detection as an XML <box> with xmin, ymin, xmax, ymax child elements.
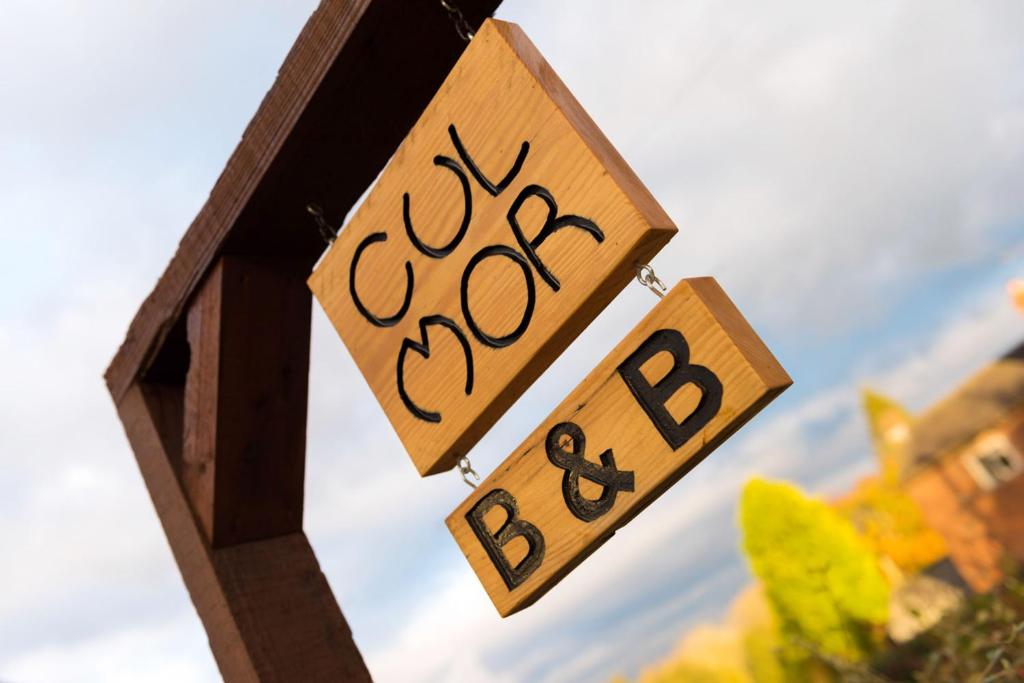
<box><xmin>308</xmin><ymin>19</ymin><xmax>676</xmax><ymax>476</ymax></box>
<box><xmin>446</xmin><ymin>278</ymin><xmax>791</xmax><ymax>616</ymax></box>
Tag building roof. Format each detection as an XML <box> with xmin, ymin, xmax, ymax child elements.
<box><xmin>904</xmin><ymin>340</ymin><xmax>1024</xmax><ymax>477</ymax></box>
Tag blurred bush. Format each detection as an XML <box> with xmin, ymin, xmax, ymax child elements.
<box><xmin>740</xmin><ymin>478</ymin><xmax>890</xmax><ymax>663</ymax></box>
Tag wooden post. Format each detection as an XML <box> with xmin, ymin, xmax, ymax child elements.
<box><xmin>105</xmin><ymin>1</ymin><xmax>504</xmax><ymax>679</ymax></box>
<box><xmin>183</xmin><ymin>257</ymin><xmax>310</xmax><ymax>547</ymax></box>
<box><xmin>122</xmin><ymin>385</ymin><xmax>369</xmax><ymax>681</ymax></box>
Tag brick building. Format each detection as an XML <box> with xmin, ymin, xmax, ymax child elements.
<box><xmin>901</xmin><ymin>341</ymin><xmax>1024</xmax><ymax>592</ymax></box>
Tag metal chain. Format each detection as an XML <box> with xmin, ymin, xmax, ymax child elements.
<box><xmin>635</xmin><ymin>263</ymin><xmax>667</xmax><ymax>298</ymax></box>
<box><xmin>457</xmin><ymin>456</ymin><xmax>480</xmax><ymax>488</ymax></box>
<box><xmin>307</xmin><ymin>203</ymin><xmax>338</xmax><ymax>245</ymax></box>
<box><xmin>440</xmin><ymin>0</ymin><xmax>475</xmax><ymax>42</ymax></box>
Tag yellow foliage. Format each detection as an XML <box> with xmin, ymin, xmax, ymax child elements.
<box><xmin>640</xmin><ymin>660</ymin><xmax>748</xmax><ymax>683</ymax></box>
<box><xmin>835</xmin><ymin>389</ymin><xmax>947</xmax><ymax>575</ymax></box>
<box><xmin>861</xmin><ymin>389</ymin><xmax>912</xmax><ymax>480</ymax></box>
<box><xmin>731</xmin><ymin>586</ymin><xmax>789</xmax><ymax>683</ymax></box>
<box><xmin>834</xmin><ymin>474</ymin><xmax>946</xmax><ymax>575</ymax></box>
<box><xmin>639</xmin><ymin>624</ymin><xmax>750</xmax><ymax>683</ymax></box>
<box><xmin>741</xmin><ymin>479</ymin><xmax>890</xmax><ymax>661</ymax></box>
<box><xmin>624</xmin><ymin>583</ymin><xmax>825</xmax><ymax>683</ymax></box>
<box><xmin>617</xmin><ymin>389</ymin><xmax>951</xmax><ymax>683</ymax></box>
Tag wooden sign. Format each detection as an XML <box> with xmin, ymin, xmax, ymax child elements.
<box><xmin>446</xmin><ymin>278</ymin><xmax>791</xmax><ymax>616</ymax></box>
<box><xmin>308</xmin><ymin>19</ymin><xmax>676</xmax><ymax>476</ymax></box>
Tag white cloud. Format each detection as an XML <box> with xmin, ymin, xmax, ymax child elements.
<box><xmin>2</xmin><ymin>1</ymin><xmax>1022</xmax><ymax>682</ymax></box>
<box><xmin>865</xmin><ymin>286</ymin><xmax>1024</xmax><ymax>410</ymax></box>
<box><xmin>2</xmin><ymin>612</ymin><xmax>217</xmax><ymax>683</ymax></box>
<box><xmin>351</xmin><ymin>268</ymin><xmax>1021</xmax><ymax>683</ymax></box>
<box><xmin>503</xmin><ymin>0</ymin><xmax>1024</xmax><ymax>336</ymax></box>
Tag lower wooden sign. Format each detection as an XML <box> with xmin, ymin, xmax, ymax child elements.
<box><xmin>446</xmin><ymin>277</ymin><xmax>792</xmax><ymax>616</ymax></box>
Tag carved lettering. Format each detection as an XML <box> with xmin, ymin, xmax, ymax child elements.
<box><xmin>403</xmin><ymin>155</ymin><xmax>472</xmax><ymax>258</ymax></box>
<box><xmin>466</xmin><ymin>489</ymin><xmax>545</xmax><ymax>590</ymax></box>
<box><xmin>349</xmin><ymin>232</ymin><xmax>413</xmax><ymax>327</ymax></box>
<box><xmin>448</xmin><ymin>124</ymin><xmax>529</xmax><ymax>196</ymax></box>
<box><xmin>460</xmin><ymin>244</ymin><xmax>536</xmax><ymax>348</ymax></box>
<box><xmin>545</xmin><ymin>421</ymin><xmax>634</xmax><ymax>522</ymax></box>
<box><xmin>347</xmin><ymin>122</ymin><xmax>606</xmax><ymax>422</ymax></box>
<box><xmin>507</xmin><ymin>184</ymin><xmax>604</xmax><ymax>292</ymax></box>
<box><xmin>617</xmin><ymin>329</ymin><xmax>722</xmax><ymax>450</ymax></box>
<box><xmin>397</xmin><ymin>315</ymin><xmax>475</xmax><ymax>423</ymax></box>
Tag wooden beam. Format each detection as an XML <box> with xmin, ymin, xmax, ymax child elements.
<box><xmin>106</xmin><ymin>2</ymin><xmax>505</xmax><ymax>677</ymax></box>
<box><xmin>123</xmin><ymin>383</ymin><xmax>372</xmax><ymax>682</ymax></box>
<box><xmin>183</xmin><ymin>256</ymin><xmax>310</xmax><ymax>547</ymax></box>
<box><xmin>105</xmin><ymin>0</ymin><xmax>503</xmax><ymax>403</ymax></box>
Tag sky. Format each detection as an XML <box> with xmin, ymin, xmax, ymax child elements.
<box><xmin>0</xmin><ymin>1</ymin><xmax>1022</xmax><ymax>681</ymax></box>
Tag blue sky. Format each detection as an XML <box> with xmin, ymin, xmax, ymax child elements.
<box><xmin>1</xmin><ymin>1</ymin><xmax>1022</xmax><ymax>681</ymax></box>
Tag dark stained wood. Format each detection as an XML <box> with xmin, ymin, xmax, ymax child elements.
<box><xmin>213</xmin><ymin>533</ymin><xmax>372</xmax><ymax>682</ymax></box>
<box><xmin>121</xmin><ymin>385</ymin><xmax>371</xmax><ymax>681</ymax></box>
<box><xmin>183</xmin><ymin>256</ymin><xmax>310</xmax><ymax>547</ymax></box>
<box><xmin>105</xmin><ymin>1</ymin><xmax>506</xmax><ymax>679</ymax></box>
<box><xmin>105</xmin><ymin>0</ymin><xmax>504</xmax><ymax>404</ymax></box>
<box><xmin>139</xmin><ymin>381</ymin><xmax>185</xmax><ymax>478</ymax></box>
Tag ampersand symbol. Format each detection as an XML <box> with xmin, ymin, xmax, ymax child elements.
<box><xmin>546</xmin><ymin>421</ymin><xmax>635</xmax><ymax>522</ymax></box>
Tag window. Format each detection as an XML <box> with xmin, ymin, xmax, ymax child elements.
<box><xmin>962</xmin><ymin>432</ymin><xmax>1024</xmax><ymax>491</ymax></box>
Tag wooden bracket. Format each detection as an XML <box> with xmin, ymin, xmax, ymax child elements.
<box><xmin>105</xmin><ymin>1</ymin><xmax>503</xmax><ymax>679</ymax></box>
<box><xmin>183</xmin><ymin>257</ymin><xmax>309</xmax><ymax>548</ymax></box>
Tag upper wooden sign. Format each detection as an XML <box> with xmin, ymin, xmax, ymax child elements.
<box><xmin>309</xmin><ymin>19</ymin><xmax>676</xmax><ymax>475</ymax></box>
<box><xmin>446</xmin><ymin>278</ymin><xmax>792</xmax><ymax>616</ymax></box>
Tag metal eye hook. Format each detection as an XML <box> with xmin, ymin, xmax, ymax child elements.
<box><xmin>457</xmin><ymin>456</ymin><xmax>479</xmax><ymax>489</ymax></box>
<box><xmin>635</xmin><ymin>263</ymin><xmax>667</xmax><ymax>299</ymax></box>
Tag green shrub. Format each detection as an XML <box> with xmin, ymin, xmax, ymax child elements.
<box><xmin>740</xmin><ymin>479</ymin><xmax>890</xmax><ymax>663</ymax></box>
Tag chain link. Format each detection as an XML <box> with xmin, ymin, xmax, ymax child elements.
<box><xmin>440</xmin><ymin>0</ymin><xmax>475</xmax><ymax>42</ymax></box>
<box><xmin>457</xmin><ymin>456</ymin><xmax>480</xmax><ymax>488</ymax></box>
<box><xmin>635</xmin><ymin>263</ymin><xmax>667</xmax><ymax>298</ymax></box>
<box><xmin>306</xmin><ymin>203</ymin><xmax>338</xmax><ymax>244</ymax></box>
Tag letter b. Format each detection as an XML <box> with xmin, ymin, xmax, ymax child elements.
<box><xmin>465</xmin><ymin>489</ymin><xmax>545</xmax><ymax>590</ymax></box>
<box><xmin>617</xmin><ymin>329</ymin><xmax>723</xmax><ymax>450</ymax></box>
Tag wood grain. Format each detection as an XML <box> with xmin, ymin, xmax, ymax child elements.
<box><xmin>446</xmin><ymin>278</ymin><xmax>791</xmax><ymax>616</ymax></box>
<box><xmin>122</xmin><ymin>384</ymin><xmax>371</xmax><ymax>681</ymax></box>
<box><xmin>309</xmin><ymin>19</ymin><xmax>676</xmax><ymax>476</ymax></box>
<box><xmin>104</xmin><ymin>1</ymin><xmax>506</xmax><ymax>678</ymax></box>
<box><xmin>104</xmin><ymin>0</ymin><xmax>503</xmax><ymax>404</ymax></box>
<box><xmin>183</xmin><ymin>257</ymin><xmax>310</xmax><ymax>548</ymax></box>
